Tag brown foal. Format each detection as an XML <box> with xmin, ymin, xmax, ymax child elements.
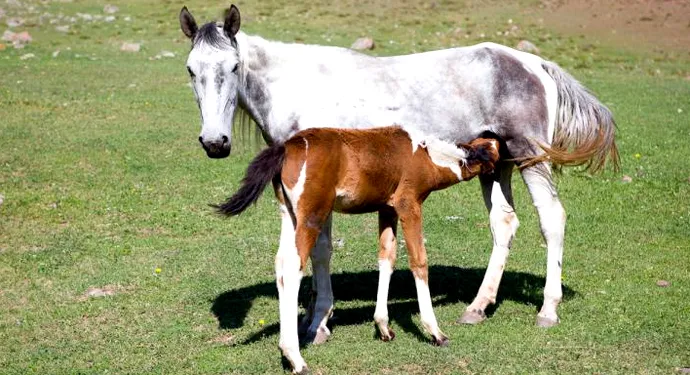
<box><xmin>216</xmin><ymin>126</ymin><xmax>499</xmax><ymax>374</ymax></box>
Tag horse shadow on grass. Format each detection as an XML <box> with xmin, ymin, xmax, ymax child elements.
<box><xmin>211</xmin><ymin>265</ymin><xmax>577</xmax><ymax>346</ymax></box>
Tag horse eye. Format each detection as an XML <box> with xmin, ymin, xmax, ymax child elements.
<box><xmin>232</xmin><ymin>64</ymin><xmax>239</xmax><ymax>73</ymax></box>
<box><xmin>187</xmin><ymin>66</ymin><xmax>196</xmax><ymax>78</ymax></box>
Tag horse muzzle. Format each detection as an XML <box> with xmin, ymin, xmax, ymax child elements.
<box><xmin>199</xmin><ymin>135</ymin><xmax>231</xmax><ymax>158</ymax></box>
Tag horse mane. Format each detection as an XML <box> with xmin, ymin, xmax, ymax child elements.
<box><xmin>193</xmin><ymin>22</ymin><xmax>234</xmax><ymax>49</ymax></box>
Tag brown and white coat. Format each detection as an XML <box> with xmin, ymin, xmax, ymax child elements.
<box><xmin>217</xmin><ymin>126</ymin><xmax>500</xmax><ymax>373</ymax></box>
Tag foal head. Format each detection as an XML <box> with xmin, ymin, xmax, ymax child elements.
<box><xmin>180</xmin><ymin>5</ymin><xmax>242</xmax><ymax>158</ymax></box>
<box><xmin>462</xmin><ymin>138</ymin><xmax>501</xmax><ymax>177</ymax></box>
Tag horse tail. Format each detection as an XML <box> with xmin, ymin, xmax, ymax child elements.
<box><xmin>214</xmin><ymin>143</ymin><xmax>286</xmax><ymax>216</ymax></box>
<box><xmin>521</xmin><ymin>61</ymin><xmax>620</xmax><ymax>173</ymax></box>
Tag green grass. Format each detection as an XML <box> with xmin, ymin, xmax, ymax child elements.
<box><xmin>1</xmin><ymin>0</ymin><xmax>689</xmax><ymax>373</ymax></box>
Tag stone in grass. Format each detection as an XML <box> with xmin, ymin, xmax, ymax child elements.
<box><xmin>120</xmin><ymin>42</ymin><xmax>140</xmax><ymax>52</ymax></box>
<box><xmin>19</xmin><ymin>53</ymin><xmax>35</xmax><ymax>60</ymax></box>
<box><xmin>656</xmin><ymin>280</ymin><xmax>670</xmax><ymax>288</ymax></box>
<box><xmin>103</xmin><ymin>4</ymin><xmax>119</xmax><ymax>14</ymax></box>
<box><xmin>55</xmin><ymin>25</ymin><xmax>69</xmax><ymax>33</ymax></box>
<box><xmin>516</xmin><ymin>40</ymin><xmax>539</xmax><ymax>54</ymax></box>
<box><xmin>351</xmin><ymin>37</ymin><xmax>375</xmax><ymax>50</ymax></box>
<box><xmin>6</xmin><ymin>17</ymin><xmax>24</xmax><ymax>28</ymax></box>
<box><xmin>621</xmin><ymin>175</ymin><xmax>633</xmax><ymax>183</ymax></box>
<box><xmin>85</xmin><ymin>286</ymin><xmax>116</xmax><ymax>298</ymax></box>
<box><xmin>0</xmin><ymin>194</ymin><xmax>4</xmax><ymax>207</ymax></box>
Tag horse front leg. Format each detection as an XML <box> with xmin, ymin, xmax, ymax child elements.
<box><xmin>459</xmin><ymin>162</ymin><xmax>518</xmax><ymax>325</ymax></box>
<box><xmin>373</xmin><ymin>208</ymin><xmax>398</xmax><ymax>341</ymax></box>
<box><xmin>521</xmin><ymin>164</ymin><xmax>565</xmax><ymax>327</ymax></box>
<box><xmin>301</xmin><ymin>214</ymin><xmax>334</xmax><ymax>344</ymax></box>
<box><xmin>397</xmin><ymin>199</ymin><xmax>448</xmax><ymax>346</ymax></box>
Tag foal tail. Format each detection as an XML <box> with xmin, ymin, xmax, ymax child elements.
<box><xmin>523</xmin><ymin>61</ymin><xmax>620</xmax><ymax>172</ymax></box>
<box><xmin>214</xmin><ymin>144</ymin><xmax>286</xmax><ymax>216</ymax></box>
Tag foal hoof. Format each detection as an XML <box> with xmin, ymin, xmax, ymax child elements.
<box><xmin>536</xmin><ymin>315</ymin><xmax>559</xmax><ymax>328</ymax></box>
<box><xmin>380</xmin><ymin>328</ymin><xmax>396</xmax><ymax>342</ymax></box>
<box><xmin>293</xmin><ymin>367</ymin><xmax>310</xmax><ymax>375</ymax></box>
<box><xmin>457</xmin><ymin>309</ymin><xmax>486</xmax><ymax>325</ymax></box>
<box><xmin>433</xmin><ymin>336</ymin><xmax>450</xmax><ymax>347</ymax></box>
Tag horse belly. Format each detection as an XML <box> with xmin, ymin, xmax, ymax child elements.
<box><xmin>333</xmin><ymin>183</ymin><xmax>393</xmax><ymax>214</ymax></box>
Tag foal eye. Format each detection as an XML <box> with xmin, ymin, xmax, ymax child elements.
<box><xmin>186</xmin><ymin>66</ymin><xmax>196</xmax><ymax>78</ymax></box>
<box><xmin>231</xmin><ymin>63</ymin><xmax>239</xmax><ymax>73</ymax></box>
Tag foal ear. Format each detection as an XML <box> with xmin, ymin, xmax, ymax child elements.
<box><xmin>180</xmin><ymin>6</ymin><xmax>198</xmax><ymax>40</ymax></box>
<box><xmin>223</xmin><ymin>4</ymin><xmax>241</xmax><ymax>38</ymax></box>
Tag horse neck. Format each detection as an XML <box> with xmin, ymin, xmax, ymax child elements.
<box><xmin>236</xmin><ymin>32</ymin><xmax>298</xmax><ymax>143</ymax></box>
<box><xmin>235</xmin><ymin>33</ymin><xmax>358</xmax><ymax>143</ymax></box>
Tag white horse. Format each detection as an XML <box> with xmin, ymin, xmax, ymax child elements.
<box><xmin>179</xmin><ymin>5</ymin><xmax>618</xmax><ymax>373</ymax></box>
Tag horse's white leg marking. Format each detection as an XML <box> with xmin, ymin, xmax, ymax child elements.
<box><xmin>414</xmin><ymin>275</ymin><xmax>446</xmax><ymax>344</ymax></box>
<box><xmin>374</xmin><ymin>210</ymin><xmax>398</xmax><ymax>340</ymax></box>
<box><xmin>521</xmin><ymin>165</ymin><xmax>565</xmax><ymax>327</ymax></box>
<box><xmin>275</xmin><ymin>204</ymin><xmax>307</xmax><ymax>373</ymax></box>
<box><xmin>398</xmin><ymin>202</ymin><xmax>448</xmax><ymax>345</ymax></box>
<box><xmin>372</xmin><ymin>210</ymin><xmax>398</xmax><ymax>340</ymax></box>
<box><xmin>304</xmin><ymin>214</ymin><xmax>334</xmax><ymax>344</ymax></box>
<box><xmin>374</xmin><ymin>258</ymin><xmax>394</xmax><ymax>339</ymax></box>
<box><xmin>460</xmin><ymin>164</ymin><xmax>518</xmax><ymax>324</ymax></box>
<box><xmin>278</xmin><ymin>142</ymin><xmax>309</xmax><ymax>373</ymax></box>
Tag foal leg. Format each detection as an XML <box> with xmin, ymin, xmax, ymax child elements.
<box><xmin>302</xmin><ymin>214</ymin><xmax>334</xmax><ymax>344</ymax></box>
<box><xmin>397</xmin><ymin>200</ymin><xmax>448</xmax><ymax>346</ymax></box>
<box><xmin>275</xmin><ymin>204</ymin><xmax>308</xmax><ymax>374</ymax></box>
<box><xmin>459</xmin><ymin>162</ymin><xmax>519</xmax><ymax>324</ymax></box>
<box><xmin>521</xmin><ymin>164</ymin><xmax>565</xmax><ymax>327</ymax></box>
<box><xmin>373</xmin><ymin>208</ymin><xmax>398</xmax><ymax>341</ymax></box>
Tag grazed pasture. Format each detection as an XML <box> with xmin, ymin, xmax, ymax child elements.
<box><xmin>0</xmin><ymin>0</ymin><xmax>688</xmax><ymax>373</ymax></box>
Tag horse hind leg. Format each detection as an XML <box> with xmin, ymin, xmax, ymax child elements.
<box><xmin>373</xmin><ymin>208</ymin><xmax>398</xmax><ymax>341</ymax></box>
<box><xmin>278</xmin><ymin>204</ymin><xmax>331</xmax><ymax>374</ymax></box>
<box><xmin>301</xmin><ymin>214</ymin><xmax>334</xmax><ymax>345</ymax></box>
<box><xmin>521</xmin><ymin>163</ymin><xmax>565</xmax><ymax>327</ymax></box>
<box><xmin>274</xmin><ymin>204</ymin><xmax>308</xmax><ymax>374</ymax></box>
<box><xmin>459</xmin><ymin>162</ymin><xmax>518</xmax><ymax>325</ymax></box>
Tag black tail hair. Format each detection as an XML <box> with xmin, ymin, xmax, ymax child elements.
<box><xmin>213</xmin><ymin>144</ymin><xmax>286</xmax><ymax>216</ymax></box>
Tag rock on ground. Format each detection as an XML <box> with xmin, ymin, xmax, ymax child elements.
<box><xmin>104</xmin><ymin>5</ymin><xmax>119</xmax><ymax>14</ymax></box>
<box><xmin>516</xmin><ymin>40</ymin><xmax>540</xmax><ymax>54</ymax></box>
<box><xmin>351</xmin><ymin>37</ymin><xmax>375</xmax><ymax>50</ymax></box>
<box><xmin>120</xmin><ymin>42</ymin><xmax>140</xmax><ymax>52</ymax></box>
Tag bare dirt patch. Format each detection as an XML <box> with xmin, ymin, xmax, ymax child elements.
<box><xmin>539</xmin><ymin>0</ymin><xmax>690</xmax><ymax>53</ymax></box>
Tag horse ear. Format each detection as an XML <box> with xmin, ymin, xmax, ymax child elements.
<box><xmin>180</xmin><ymin>6</ymin><xmax>198</xmax><ymax>40</ymax></box>
<box><xmin>223</xmin><ymin>4</ymin><xmax>241</xmax><ymax>38</ymax></box>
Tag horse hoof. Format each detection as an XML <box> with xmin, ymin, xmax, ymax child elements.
<box><xmin>294</xmin><ymin>367</ymin><xmax>310</xmax><ymax>375</ymax></box>
<box><xmin>536</xmin><ymin>316</ymin><xmax>559</xmax><ymax>328</ymax></box>
<box><xmin>380</xmin><ymin>328</ymin><xmax>396</xmax><ymax>342</ymax></box>
<box><xmin>311</xmin><ymin>327</ymin><xmax>331</xmax><ymax>345</ymax></box>
<box><xmin>457</xmin><ymin>309</ymin><xmax>486</xmax><ymax>325</ymax></box>
<box><xmin>433</xmin><ymin>336</ymin><xmax>450</xmax><ymax>347</ymax></box>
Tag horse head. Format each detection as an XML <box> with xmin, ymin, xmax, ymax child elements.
<box><xmin>180</xmin><ymin>5</ymin><xmax>242</xmax><ymax>158</ymax></box>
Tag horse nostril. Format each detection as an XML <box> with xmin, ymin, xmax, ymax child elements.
<box><xmin>221</xmin><ymin>135</ymin><xmax>229</xmax><ymax>145</ymax></box>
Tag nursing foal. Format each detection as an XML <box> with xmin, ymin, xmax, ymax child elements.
<box><xmin>216</xmin><ymin>126</ymin><xmax>499</xmax><ymax>373</ymax></box>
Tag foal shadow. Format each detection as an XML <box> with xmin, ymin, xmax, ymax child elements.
<box><xmin>211</xmin><ymin>265</ymin><xmax>577</xmax><ymax>345</ymax></box>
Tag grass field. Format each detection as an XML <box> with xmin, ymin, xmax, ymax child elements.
<box><xmin>1</xmin><ymin>0</ymin><xmax>689</xmax><ymax>373</ymax></box>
